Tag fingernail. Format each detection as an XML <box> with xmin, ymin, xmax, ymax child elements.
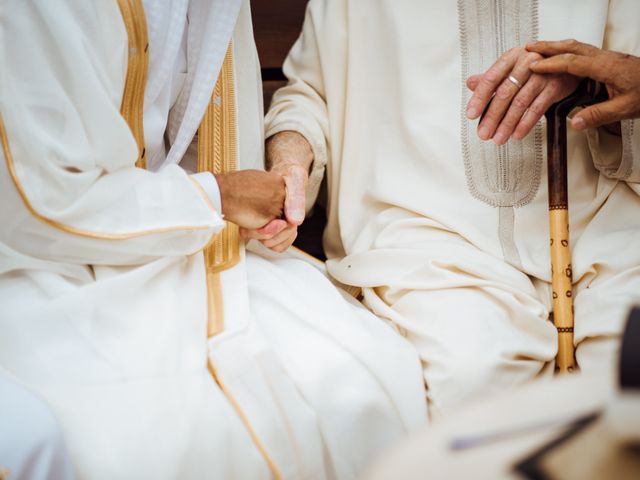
<box><xmin>530</xmin><ymin>60</ymin><xmax>538</xmax><ymax>67</ymax></box>
<box><xmin>478</xmin><ymin>125</ymin><xmax>490</xmax><ymax>139</ymax></box>
<box><xmin>573</xmin><ymin>117</ymin><xmax>587</xmax><ymax>130</ymax></box>
<box><xmin>289</xmin><ymin>211</ymin><xmax>304</xmax><ymax>224</ymax></box>
<box><xmin>467</xmin><ymin>104</ymin><xmax>479</xmax><ymax>119</ymax></box>
<box><xmin>493</xmin><ymin>132</ymin><xmax>506</xmax><ymax>144</ymax></box>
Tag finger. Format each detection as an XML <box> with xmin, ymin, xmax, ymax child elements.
<box><xmin>268</xmin><ymin>230</ymin><xmax>299</xmax><ymax>254</ymax></box>
<box><xmin>571</xmin><ymin>96</ymin><xmax>631</xmax><ymax>129</ymax></box>
<box><xmin>476</xmin><ymin>52</ymin><xmax>542</xmax><ymax>140</ymax></box>
<box><xmin>466</xmin><ymin>74</ymin><xmax>482</xmax><ymax>91</ymax></box>
<box><xmin>530</xmin><ymin>54</ymin><xmax>612</xmax><ymax>84</ymax></box>
<box><xmin>526</xmin><ymin>39</ymin><xmax>600</xmax><ymax>58</ymax></box>
<box><xmin>466</xmin><ymin>48</ymin><xmax>519</xmax><ymax>119</ymax></box>
<box><xmin>240</xmin><ymin>219</ymin><xmax>288</xmax><ymax>240</ymax></box>
<box><xmin>513</xmin><ymin>77</ymin><xmax>565</xmax><ymax>139</ymax></box>
<box><xmin>283</xmin><ymin>168</ymin><xmax>307</xmax><ymax>225</ymax></box>
<box><xmin>492</xmin><ymin>76</ymin><xmax>545</xmax><ymax>144</ymax></box>
<box><xmin>262</xmin><ymin>226</ymin><xmax>297</xmax><ymax>250</ymax></box>
<box><xmin>258</xmin><ymin>218</ymin><xmax>289</xmax><ymax>236</ymax></box>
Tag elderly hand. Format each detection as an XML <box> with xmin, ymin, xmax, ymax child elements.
<box><xmin>527</xmin><ymin>39</ymin><xmax>640</xmax><ymax>130</ymax></box>
<box><xmin>466</xmin><ymin>46</ymin><xmax>580</xmax><ymax>144</ymax></box>
<box><xmin>240</xmin><ymin>131</ymin><xmax>313</xmax><ymax>253</ymax></box>
<box><xmin>216</xmin><ymin>170</ymin><xmax>285</xmax><ymax>230</ymax></box>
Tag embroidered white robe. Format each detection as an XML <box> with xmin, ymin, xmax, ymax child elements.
<box><xmin>0</xmin><ymin>1</ymin><xmax>427</xmax><ymax>478</ymax></box>
<box><xmin>265</xmin><ymin>0</ymin><xmax>640</xmax><ymax>416</ymax></box>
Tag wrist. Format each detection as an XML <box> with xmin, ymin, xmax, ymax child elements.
<box><xmin>266</xmin><ymin>131</ymin><xmax>314</xmax><ymax>173</ymax></box>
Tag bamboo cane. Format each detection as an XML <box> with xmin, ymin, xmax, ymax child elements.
<box><xmin>545</xmin><ymin>79</ymin><xmax>607</xmax><ymax>373</ymax></box>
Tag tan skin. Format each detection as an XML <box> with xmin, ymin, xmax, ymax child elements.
<box><xmin>240</xmin><ymin>131</ymin><xmax>313</xmax><ymax>253</ymax></box>
<box><xmin>466</xmin><ymin>46</ymin><xmax>580</xmax><ymax>144</ymax></box>
<box><xmin>527</xmin><ymin>39</ymin><xmax>640</xmax><ymax>129</ymax></box>
<box><xmin>215</xmin><ymin>169</ymin><xmax>285</xmax><ymax>230</ymax></box>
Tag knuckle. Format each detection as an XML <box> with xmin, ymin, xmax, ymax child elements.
<box><xmin>528</xmin><ymin>103</ymin><xmax>546</xmax><ymax>117</ymax></box>
<box><xmin>566</xmin><ymin>39</ymin><xmax>579</xmax><ymax>50</ymax></box>
<box><xmin>545</xmin><ymin>81</ymin><xmax>560</xmax><ymax>96</ymax></box>
<box><xmin>526</xmin><ymin>51</ymin><xmax>543</xmax><ymax>63</ymax></box>
<box><xmin>512</xmin><ymin>95</ymin><xmax>530</xmax><ymax>110</ymax></box>
<box><xmin>496</xmin><ymin>83</ymin><xmax>514</xmax><ymax>99</ymax></box>
<box><xmin>482</xmin><ymin>70</ymin><xmax>501</xmax><ymax>85</ymax></box>
<box><xmin>586</xmin><ymin>108</ymin><xmax>603</xmax><ymax>123</ymax></box>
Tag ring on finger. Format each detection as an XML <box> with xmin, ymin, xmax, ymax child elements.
<box><xmin>507</xmin><ymin>74</ymin><xmax>523</xmax><ymax>89</ymax></box>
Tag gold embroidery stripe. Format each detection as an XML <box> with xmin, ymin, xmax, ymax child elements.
<box><xmin>0</xmin><ymin>116</ymin><xmax>214</xmax><ymax>240</ymax></box>
<box><xmin>116</xmin><ymin>0</ymin><xmax>149</xmax><ymax>168</ymax></box>
<box><xmin>199</xmin><ymin>45</ymin><xmax>281</xmax><ymax>478</ymax></box>
<box><xmin>207</xmin><ymin>359</ymin><xmax>284</xmax><ymax>480</ymax></box>
<box><xmin>0</xmin><ymin>2</ymin><xmax>213</xmax><ymax>240</ymax></box>
<box><xmin>198</xmin><ymin>44</ymin><xmax>241</xmax><ymax>274</ymax></box>
<box><xmin>206</xmin><ymin>272</ymin><xmax>225</xmax><ymax>337</ymax></box>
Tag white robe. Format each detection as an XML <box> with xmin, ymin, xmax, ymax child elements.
<box><xmin>265</xmin><ymin>0</ymin><xmax>640</xmax><ymax>415</ymax></box>
<box><xmin>0</xmin><ymin>1</ymin><xmax>426</xmax><ymax>478</ymax></box>
<box><xmin>0</xmin><ymin>372</ymin><xmax>74</xmax><ymax>480</ymax></box>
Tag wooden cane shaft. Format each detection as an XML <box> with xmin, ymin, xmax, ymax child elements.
<box><xmin>549</xmin><ymin>208</ymin><xmax>576</xmax><ymax>372</ymax></box>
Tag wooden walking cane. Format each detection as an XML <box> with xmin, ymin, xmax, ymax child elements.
<box><xmin>545</xmin><ymin>79</ymin><xmax>607</xmax><ymax>373</ymax></box>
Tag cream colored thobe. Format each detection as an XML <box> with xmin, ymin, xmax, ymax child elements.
<box><xmin>0</xmin><ymin>372</ymin><xmax>74</xmax><ymax>480</ymax></box>
<box><xmin>265</xmin><ymin>0</ymin><xmax>640</xmax><ymax>416</ymax></box>
<box><xmin>0</xmin><ymin>1</ymin><xmax>426</xmax><ymax>479</ymax></box>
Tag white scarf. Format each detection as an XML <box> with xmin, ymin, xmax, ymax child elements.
<box><xmin>165</xmin><ymin>0</ymin><xmax>243</xmax><ymax>166</ymax></box>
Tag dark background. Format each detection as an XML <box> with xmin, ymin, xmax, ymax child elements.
<box><xmin>251</xmin><ymin>0</ymin><xmax>326</xmax><ymax>258</ymax></box>
<box><xmin>251</xmin><ymin>0</ymin><xmax>308</xmax><ymax>108</ymax></box>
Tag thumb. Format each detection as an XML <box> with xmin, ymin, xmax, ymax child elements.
<box><xmin>572</xmin><ymin>96</ymin><xmax>627</xmax><ymax>130</ymax></box>
<box><xmin>283</xmin><ymin>168</ymin><xmax>307</xmax><ymax>226</ymax></box>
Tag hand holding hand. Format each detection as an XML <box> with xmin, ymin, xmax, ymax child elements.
<box><xmin>527</xmin><ymin>39</ymin><xmax>640</xmax><ymax>129</ymax></box>
<box><xmin>240</xmin><ymin>131</ymin><xmax>313</xmax><ymax>253</ymax></box>
<box><xmin>466</xmin><ymin>46</ymin><xmax>580</xmax><ymax>144</ymax></box>
<box><xmin>215</xmin><ymin>170</ymin><xmax>285</xmax><ymax>230</ymax></box>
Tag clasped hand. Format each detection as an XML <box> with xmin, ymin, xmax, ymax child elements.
<box><xmin>215</xmin><ymin>170</ymin><xmax>286</xmax><ymax>230</ymax></box>
<box><xmin>239</xmin><ymin>131</ymin><xmax>312</xmax><ymax>253</ymax></box>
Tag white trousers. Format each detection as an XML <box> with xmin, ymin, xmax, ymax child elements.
<box><xmin>0</xmin><ymin>375</ymin><xmax>74</xmax><ymax>480</ymax></box>
<box><xmin>360</xmin><ymin>229</ymin><xmax>640</xmax><ymax>418</ymax></box>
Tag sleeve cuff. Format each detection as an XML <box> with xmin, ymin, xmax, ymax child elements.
<box><xmin>191</xmin><ymin>172</ymin><xmax>222</xmax><ymax>214</ymax></box>
<box><xmin>586</xmin><ymin>119</ymin><xmax>640</xmax><ymax>183</ymax></box>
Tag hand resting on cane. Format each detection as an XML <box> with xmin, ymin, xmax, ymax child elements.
<box><xmin>465</xmin><ymin>46</ymin><xmax>580</xmax><ymax>144</ymax></box>
<box><xmin>527</xmin><ymin>39</ymin><xmax>640</xmax><ymax>129</ymax></box>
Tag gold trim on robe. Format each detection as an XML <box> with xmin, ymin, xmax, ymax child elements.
<box><xmin>116</xmin><ymin>0</ymin><xmax>149</xmax><ymax>169</ymax></box>
<box><xmin>198</xmin><ymin>44</ymin><xmax>283</xmax><ymax>480</ymax></box>
<box><xmin>0</xmin><ymin>0</ymin><xmax>215</xmax><ymax>239</ymax></box>
<box><xmin>197</xmin><ymin>45</ymin><xmax>242</xmax><ymax>336</ymax></box>
<box><xmin>198</xmin><ymin>47</ymin><xmax>242</xmax><ymax>277</ymax></box>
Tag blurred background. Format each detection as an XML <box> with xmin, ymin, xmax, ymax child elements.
<box><xmin>252</xmin><ymin>0</ymin><xmax>326</xmax><ymax>259</ymax></box>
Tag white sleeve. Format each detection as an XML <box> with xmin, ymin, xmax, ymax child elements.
<box><xmin>191</xmin><ymin>172</ymin><xmax>223</xmax><ymax>214</ymax></box>
<box><xmin>0</xmin><ymin>1</ymin><xmax>224</xmax><ymax>266</ymax></box>
<box><xmin>586</xmin><ymin>0</ymin><xmax>640</xmax><ymax>183</ymax></box>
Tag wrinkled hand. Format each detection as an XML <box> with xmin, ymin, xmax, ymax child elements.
<box><xmin>240</xmin><ymin>131</ymin><xmax>313</xmax><ymax>253</ymax></box>
<box><xmin>527</xmin><ymin>39</ymin><xmax>640</xmax><ymax>129</ymax></box>
<box><xmin>215</xmin><ymin>170</ymin><xmax>285</xmax><ymax>230</ymax></box>
<box><xmin>466</xmin><ymin>46</ymin><xmax>580</xmax><ymax>144</ymax></box>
